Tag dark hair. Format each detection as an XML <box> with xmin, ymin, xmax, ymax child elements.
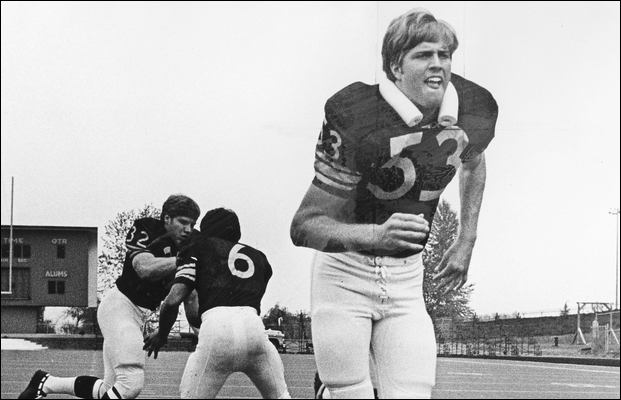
<box><xmin>200</xmin><ymin>207</ymin><xmax>241</xmax><ymax>242</ymax></box>
<box><xmin>161</xmin><ymin>194</ymin><xmax>200</xmax><ymax>221</ymax></box>
<box><xmin>382</xmin><ymin>8</ymin><xmax>459</xmax><ymax>82</ymax></box>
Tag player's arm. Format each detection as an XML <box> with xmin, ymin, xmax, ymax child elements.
<box><xmin>160</xmin><ymin>282</ymin><xmax>191</xmax><ymax>338</ymax></box>
<box><xmin>143</xmin><ymin>282</ymin><xmax>191</xmax><ymax>359</ymax></box>
<box><xmin>132</xmin><ymin>252</ymin><xmax>177</xmax><ymax>281</ymax></box>
<box><xmin>132</xmin><ymin>253</ymin><xmax>178</xmax><ymax>281</ymax></box>
<box><xmin>290</xmin><ymin>184</ymin><xmax>429</xmax><ymax>253</ymax></box>
<box><xmin>434</xmin><ymin>79</ymin><xmax>497</xmax><ymax>293</ymax></box>
<box><xmin>183</xmin><ymin>289</ymin><xmax>201</xmax><ymax>328</ymax></box>
<box><xmin>458</xmin><ymin>152</ymin><xmax>486</xmax><ymax>244</ymax></box>
<box><xmin>126</xmin><ymin>221</ymin><xmax>178</xmax><ymax>281</ymax></box>
<box><xmin>433</xmin><ymin>152</ymin><xmax>486</xmax><ymax>292</ymax></box>
<box><xmin>291</xmin><ymin>95</ymin><xmax>429</xmax><ymax>253</ymax></box>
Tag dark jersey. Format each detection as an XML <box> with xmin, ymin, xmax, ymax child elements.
<box><xmin>116</xmin><ymin>217</ymin><xmax>179</xmax><ymax>310</ymax></box>
<box><xmin>173</xmin><ymin>236</ymin><xmax>272</xmax><ymax>316</ymax></box>
<box><xmin>312</xmin><ymin>74</ymin><xmax>498</xmax><ymax>256</ymax></box>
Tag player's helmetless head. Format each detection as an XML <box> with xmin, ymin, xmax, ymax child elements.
<box><xmin>200</xmin><ymin>207</ymin><xmax>241</xmax><ymax>243</ymax></box>
<box><xmin>382</xmin><ymin>8</ymin><xmax>458</xmax><ymax>112</ymax></box>
<box><xmin>161</xmin><ymin>194</ymin><xmax>200</xmax><ymax>244</ymax></box>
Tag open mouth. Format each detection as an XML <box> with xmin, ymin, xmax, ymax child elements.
<box><xmin>425</xmin><ymin>77</ymin><xmax>443</xmax><ymax>89</ymax></box>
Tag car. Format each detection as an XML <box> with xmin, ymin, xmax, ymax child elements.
<box><xmin>265</xmin><ymin>329</ymin><xmax>287</xmax><ymax>353</ymax></box>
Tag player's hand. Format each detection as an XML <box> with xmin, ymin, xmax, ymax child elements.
<box><xmin>143</xmin><ymin>330</ymin><xmax>167</xmax><ymax>359</ymax></box>
<box><xmin>374</xmin><ymin>213</ymin><xmax>429</xmax><ymax>252</ymax></box>
<box><xmin>433</xmin><ymin>237</ymin><xmax>475</xmax><ymax>294</ymax></box>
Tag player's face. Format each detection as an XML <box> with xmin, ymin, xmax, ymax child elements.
<box><xmin>164</xmin><ymin>215</ymin><xmax>196</xmax><ymax>244</ymax></box>
<box><xmin>392</xmin><ymin>41</ymin><xmax>452</xmax><ymax>113</ymax></box>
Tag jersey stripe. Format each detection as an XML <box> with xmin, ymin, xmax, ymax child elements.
<box><xmin>174</xmin><ymin>261</ymin><xmax>196</xmax><ymax>288</ymax></box>
<box><xmin>314</xmin><ymin>169</ymin><xmax>356</xmax><ymax>192</ymax></box>
<box><xmin>314</xmin><ymin>160</ymin><xmax>361</xmax><ymax>188</ymax></box>
<box><xmin>314</xmin><ymin>150</ymin><xmax>360</xmax><ymax>176</ymax></box>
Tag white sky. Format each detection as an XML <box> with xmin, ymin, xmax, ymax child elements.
<box><xmin>2</xmin><ymin>1</ymin><xmax>619</xmax><ymax>318</ymax></box>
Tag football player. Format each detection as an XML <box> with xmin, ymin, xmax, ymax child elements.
<box><xmin>19</xmin><ymin>194</ymin><xmax>200</xmax><ymax>399</ymax></box>
<box><xmin>143</xmin><ymin>208</ymin><xmax>290</xmax><ymax>399</ymax></box>
<box><xmin>290</xmin><ymin>8</ymin><xmax>498</xmax><ymax>399</ymax></box>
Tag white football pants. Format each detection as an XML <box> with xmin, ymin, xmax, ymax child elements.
<box><xmin>311</xmin><ymin>251</ymin><xmax>437</xmax><ymax>399</ymax></box>
<box><xmin>179</xmin><ymin>306</ymin><xmax>290</xmax><ymax>399</ymax></box>
<box><xmin>97</xmin><ymin>286</ymin><xmax>151</xmax><ymax>399</ymax></box>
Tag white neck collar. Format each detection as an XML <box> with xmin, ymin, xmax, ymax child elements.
<box><xmin>378</xmin><ymin>77</ymin><xmax>459</xmax><ymax>128</ymax></box>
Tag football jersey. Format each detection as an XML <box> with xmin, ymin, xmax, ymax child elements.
<box><xmin>313</xmin><ymin>73</ymin><xmax>498</xmax><ymax>256</ymax></box>
<box><xmin>173</xmin><ymin>235</ymin><xmax>272</xmax><ymax>316</ymax></box>
<box><xmin>116</xmin><ymin>217</ymin><xmax>179</xmax><ymax>310</ymax></box>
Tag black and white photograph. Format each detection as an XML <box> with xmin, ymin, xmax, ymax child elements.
<box><xmin>1</xmin><ymin>1</ymin><xmax>619</xmax><ymax>399</ymax></box>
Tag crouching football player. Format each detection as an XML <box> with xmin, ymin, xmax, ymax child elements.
<box><xmin>143</xmin><ymin>207</ymin><xmax>290</xmax><ymax>399</ymax></box>
<box><xmin>18</xmin><ymin>194</ymin><xmax>200</xmax><ymax>399</ymax></box>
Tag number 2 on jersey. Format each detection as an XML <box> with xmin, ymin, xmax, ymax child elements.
<box><xmin>127</xmin><ymin>226</ymin><xmax>150</xmax><ymax>248</ymax></box>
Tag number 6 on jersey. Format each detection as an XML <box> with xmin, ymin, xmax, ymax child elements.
<box><xmin>228</xmin><ymin>244</ymin><xmax>255</xmax><ymax>279</ymax></box>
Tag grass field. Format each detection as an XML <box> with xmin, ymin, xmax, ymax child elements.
<box><xmin>2</xmin><ymin>349</ymin><xmax>619</xmax><ymax>399</ymax></box>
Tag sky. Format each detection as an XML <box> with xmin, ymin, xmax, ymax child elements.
<box><xmin>1</xmin><ymin>1</ymin><xmax>620</xmax><ymax>319</ymax></box>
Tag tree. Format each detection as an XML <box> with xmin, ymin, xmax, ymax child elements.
<box><xmin>92</xmin><ymin>204</ymin><xmax>164</xmax><ymax>333</ymax></box>
<box><xmin>36</xmin><ymin>307</ymin><xmax>55</xmax><ymax>333</ymax></box>
<box><xmin>560</xmin><ymin>302</ymin><xmax>570</xmax><ymax>316</ymax></box>
<box><xmin>262</xmin><ymin>303</ymin><xmax>311</xmax><ymax>340</ymax></box>
<box><xmin>61</xmin><ymin>305</ymin><xmax>99</xmax><ymax>334</ymax></box>
<box><xmin>97</xmin><ymin>204</ymin><xmax>161</xmax><ymax>299</ymax></box>
<box><xmin>422</xmin><ymin>199</ymin><xmax>475</xmax><ymax>321</ymax></box>
<box><xmin>263</xmin><ymin>303</ymin><xmax>290</xmax><ymax>329</ymax></box>
<box><xmin>262</xmin><ymin>303</ymin><xmax>295</xmax><ymax>337</ymax></box>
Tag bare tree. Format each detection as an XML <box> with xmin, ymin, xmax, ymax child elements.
<box><xmin>60</xmin><ymin>204</ymin><xmax>161</xmax><ymax>334</ymax></box>
<box><xmin>97</xmin><ymin>204</ymin><xmax>160</xmax><ymax>299</ymax></box>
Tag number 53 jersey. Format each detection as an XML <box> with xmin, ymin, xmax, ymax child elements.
<box><xmin>312</xmin><ymin>73</ymin><xmax>498</xmax><ymax>255</ymax></box>
<box><xmin>174</xmin><ymin>236</ymin><xmax>273</xmax><ymax>316</ymax></box>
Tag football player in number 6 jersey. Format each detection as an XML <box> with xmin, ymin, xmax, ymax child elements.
<box><xmin>143</xmin><ymin>208</ymin><xmax>290</xmax><ymax>399</ymax></box>
<box><xmin>19</xmin><ymin>194</ymin><xmax>200</xmax><ymax>399</ymax></box>
<box><xmin>290</xmin><ymin>8</ymin><xmax>498</xmax><ymax>399</ymax></box>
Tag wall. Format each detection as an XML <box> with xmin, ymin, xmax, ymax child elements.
<box><xmin>0</xmin><ymin>306</ymin><xmax>37</xmax><ymax>333</ymax></box>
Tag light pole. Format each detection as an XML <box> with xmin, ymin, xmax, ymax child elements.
<box><xmin>611</xmin><ymin>208</ymin><xmax>620</xmax><ymax>310</ymax></box>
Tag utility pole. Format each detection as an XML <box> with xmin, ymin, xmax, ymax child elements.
<box><xmin>610</xmin><ymin>208</ymin><xmax>620</xmax><ymax>310</ymax></box>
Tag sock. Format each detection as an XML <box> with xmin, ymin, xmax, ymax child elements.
<box><xmin>42</xmin><ymin>376</ymin><xmax>76</xmax><ymax>395</ymax></box>
<box><xmin>101</xmin><ymin>386</ymin><xmax>123</xmax><ymax>399</ymax></box>
<box><xmin>74</xmin><ymin>375</ymin><xmax>105</xmax><ymax>399</ymax></box>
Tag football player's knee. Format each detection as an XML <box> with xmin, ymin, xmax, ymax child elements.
<box><xmin>113</xmin><ymin>367</ymin><xmax>144</xmax><ymax>399</ymax></box>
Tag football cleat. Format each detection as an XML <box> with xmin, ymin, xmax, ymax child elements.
<box><xmin>18</xmin><ymin>370</ymin><xmax>49</xmax><ymax>399</ymax></box>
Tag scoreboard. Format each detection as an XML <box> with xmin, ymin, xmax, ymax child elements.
<box><xmin>1</xmin><ymin>225</ymin><xmax>97</xmax><ymax>333</ymax></box>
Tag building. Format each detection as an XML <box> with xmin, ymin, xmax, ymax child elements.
<box><xmin>1</xmin><ymin>225</ymin><xmax>97</xmax><ymax>333</ymax></box>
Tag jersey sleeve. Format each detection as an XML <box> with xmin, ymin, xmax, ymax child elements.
<box><xmin>457</xmin><ymin>82</ymin><xmax>499</xmax><ymax>162</ymax></box>
<box><xmin>312</xmin><ymin>96</ymin><xmax>362</xmax><ymax>198</ymax></box>
<box><xmin>125</xmin><ymin>219</ymin><xmax>157</xmax><ymax>263</ymax></box>
<box><xmin>173</xmin><ymin>259</ymin><xmax>196</xmax><ymax>288</ymax></box>
<box><xmin>173</xmin><ymin>235</ymin><xmax>202</xmax><ymax>287</ymax></box>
